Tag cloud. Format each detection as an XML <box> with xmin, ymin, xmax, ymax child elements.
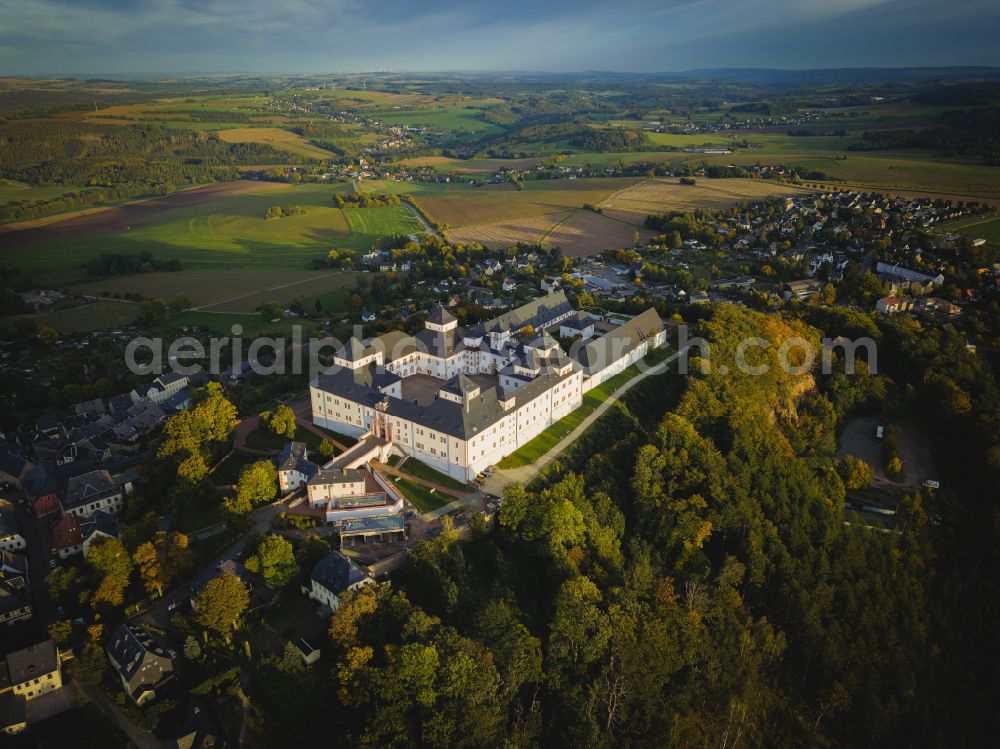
<box><xmin>0</xmin><ymin>0</ymin><xmax>996</xmax><ymax>73</ymax></box>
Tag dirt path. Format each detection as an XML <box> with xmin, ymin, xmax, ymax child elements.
<box><xmin>75</xmin><ymin>680</ymin><xmax>161</xmax><ymax>749</ymax></box>
<box><xmin>401</xmin><ymin>199</ymin><xmax>443</xmax><ymax>238</ymax></box>
<box><xmin>233</xmin><ymin>415</ymin><xmax>261</xmax><ymax>451</ymax></box>
<box><xmin>0</xmin><ymin>180</ymin><xmax>284</xmax><ymax>248</ymax></box>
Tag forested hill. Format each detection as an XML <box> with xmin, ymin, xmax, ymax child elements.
<box><xmin>0</xmin><ymin>122</ymin><xmax>296</xmax><ymax>222</ymax></box>
<box><xmin>249</xmin><ymin>304</ymin><xmax>996</xmax><ymax>748</ymax></box>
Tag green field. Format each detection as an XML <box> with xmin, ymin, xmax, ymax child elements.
<box><xmin>940</xmin><ymin>214</ymin><xmax>1000</xmax><ymax>247</ymax></box>
<box><xmin>342</xmin><ymin>204</ymin><xmax>422</xmax><ymax>235</ymax></box>
<box><xmin>15</xmin><ymin>300</ymin><xmax>140</xmax><ymax>334</ymax></box>
<box><xmin>148</xmin><ymin>310</ymin><xmax>321</xmax><ymax>337</ymax></box>
<box><xmin>373</xmin><ymin>105</ymin><xmax>505</xmax><ymax>137</ymax></box>
<box><xmin>2</xmin><ymin>183</ymin><xmax>423</xmax><ymax>282</ymax></box>
<box><xmin>0</xmin><ymin>180</ymin><xmax>92</xmax><ymax>203</ymax></box>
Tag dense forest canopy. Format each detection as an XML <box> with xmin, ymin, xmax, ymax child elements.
<box><xmin>248</xmin><ymin>304</ymin><xmax>997</xmax><ymax>748</ymax></box>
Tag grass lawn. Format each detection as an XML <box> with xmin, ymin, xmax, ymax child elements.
<box><xmin>175</xmin><ymin>497</ymin><xmax>227</xmax><ymax>533</ymax></box>
<box><xmin>395</xmin><ymin>456</ymin><xmax>469</xmax><ymax>491</ymax></box>
<box><xmin>391</xmin><ymin>474</ymin><xmax>452</xmax><ymax>513</ymax></box>
<box><xmin>306</xmin><ymin>425</ymin><xmax>359</xmax><ymax>448</ymax></box>
<box><xmin>243</xmin><ymin>424</ymin><xmax>288</xmax><ymax>451</ymax></box>
<box><xmin>210</xmin><ymin>451</ymin><xmax>261</xmax><ymax>486</ymax></box>
<box><xmin>298</xmin><ymin>425</ymin><xmax>349</xmax><ymax>454</ymax></box>
<box><xmin>498</xmin><ymin>346</ymin><xmax>672</xmax><ymax>468</ymax></box>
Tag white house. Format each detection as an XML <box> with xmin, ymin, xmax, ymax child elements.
<box><xmin>304</xmin><ymin>550</ymin><xmax>373</xmax><ymax>613</ymax></box>
<box><xmin>0</xmin><ymin>503</ymin><xmax>25</xmax><ymax>552</ymax></box>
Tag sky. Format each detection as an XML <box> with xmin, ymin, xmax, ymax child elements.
<box><xmin>0</xmin><ymin>0</ymin><xmax>998</xmax><ymax>76</ymax></box>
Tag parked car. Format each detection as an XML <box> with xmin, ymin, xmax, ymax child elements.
<box><xmin>48</xmin><ymin>559</ymin><xmax>57</xmax><ymax>569</ymax></box>
<box><xmin>923</xmin><ymin>479</ymin><xmax>940</xmax><ymax>489</ymax></box>
<box><xmin>167</xmin><ymin>600</ymin><xmax>180</xmax><ymax>612</ymax></box>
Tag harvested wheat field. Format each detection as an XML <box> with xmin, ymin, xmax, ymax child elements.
<box><xmin>419</xmin><ymin>179</ymin><xmax>635</xmax><ymax>227</ymax></box>
<box><xmin>446</xmin><ymin>212</ymin><xmax>569</xmax><ymax>248</ymax></box>
<box><xmin>543</xmin><ymin>211</ymin><xmax>654</xmax><ymax>256</ymax></box>
<box><xmin>447</xmin><ymin>208</ymin><xmax>650</xmax><ymax>256</ymax></box>
<box><xmin>600</xmin><ymin>178</ymin><xmax>810</xmax><ymax>223</ymax></box>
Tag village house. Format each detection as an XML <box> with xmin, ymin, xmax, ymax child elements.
<box><xmin>304</xmin><ymin>549</ymin><xmax>374</xmax><ymax>613</ymax></box>
<box><xmin>106</xmin><ymin>623</ymin><xmax>177</xmax><ymax>705</ymax></box>
<box><xmin>0</xmin><ymin>502</ymin><xmax>25</xmax><ymax>553</ymax></box>
<box><xmin>276</xmin><ymin>442</ymin><xmax>319</xmax><ymax>493</ymax></box>
<box><xmin>0</xmin><ymin>551</ymin><xmax>31</xmax><ymax>625</ymax></box>
<box><xmin>3</xmin><ymin>640</ymin><xmax>62</xmax><ymax>702</ymax></box>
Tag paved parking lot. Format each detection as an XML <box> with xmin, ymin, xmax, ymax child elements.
<box><xmin>838</xmin><ymin>416</ymin><xmax>938</xmax><ymax>490</ymax></box>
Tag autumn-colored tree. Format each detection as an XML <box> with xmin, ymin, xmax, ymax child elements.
<box><xmin>158</xmin><ymin>382</ymin><xmax>237</xmax><ymax>483</ymax></box>
<box><xmin>88</xmin><ymin>537</ymin><xmax>134</xmax><ymax>608</ymax></box>
<box><xmin>133</xmin><ymin>530</ymin><xmax>194</xmax><ymax>597</ymax></box>
<box><xmin>48</xmin><ymin>619</ymin><xmax>73</xmax><ymax>645</ymax></box>
<box><xmin>194</xmin><ymin>571</ymin><xmax>249</xmax><ymax>642</ymax></box>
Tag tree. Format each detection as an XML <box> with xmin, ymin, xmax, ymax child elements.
<box><xmin>88</xmin><ymin>537</ymin><xmax>134</xmax><ymax>609</ymax></box>
<box><xmin>133</xmin><ymin>531</ymin><xmax>194</xmax><ymax>597</ymax></box>
<box><xmin>236</xmin><ymin>459</ymin><xmax>278</xmax><ymax>506</ymax></box>
<box><xmin>48</xmin><ymin>619</ymin><xmax>73</xmax><ymax>645</ymax></box>
<box><xmin>244</xmin><ymin>534</ymin><xmax>298</xmax><ymax>589</ymax></box>
<box><xmin>168</xmin><ymin>292</ymin><xmax>191</xmax><ymax>315</ymax></box>
<box><xmin>262</xmin><ymin>404</ymin><xmax>297</xmax><ymax>439</ymax></box>
<box><xmin>223</xmin><ymin>493</ymin><xmax>254</xmax><ymax>531</ymax></box>
<box><xmin>73</xmin><ymin>643</ymin><xmax>108</xmax><ymax>685</ymax></box>
<box><xmin>183</xmin><ymin>634</ymin><xmax>202</xmax><ymax>661</ymax></box>
<box><xmin>158</xmin><ymin>382</ymin><xmax>237</xmax><ymax>483</ymax></box>
<box><xmin>37</xmin><ymin>324</ymin><xmax>58</xmax><ymax>346</ymax></box>
<box><xmin>839</xmin><ymin>455</ymin><xmax>873</xmax><ymax>490</ymax></box>
<box><xmin>317</xmin><ymin>439</ymin><xmax>334</xmax><ymax>458</ymax></box>
<box><xmin>886</xmin><ymin>456</ymin><xmax>903</xmax><ymax>480</ymax></box>
<box><xmin>194</xmin><ymin>571</ymin><xmax>249</xmax><ymax>642</ymax></box>
<box><xmin>46</xmin><ymin>566</ymin><xmax>84</xmax><ymax>606</ymax></box>
<box><xmin>260</xmin><ymin>300</ymin><xmax>283</xmax><ymax>320</ymax></box>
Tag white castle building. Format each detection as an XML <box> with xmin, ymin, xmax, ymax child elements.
<box><xmin>310</xmin><ymin>291</ymin><xmax>666</xmax><ymax>481</ymax></box>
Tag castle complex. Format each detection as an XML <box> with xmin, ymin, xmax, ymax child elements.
<box><xmin>310</xmin><ymin>291</ymin><xmax>666</xmax><ymax>481</ymax></box>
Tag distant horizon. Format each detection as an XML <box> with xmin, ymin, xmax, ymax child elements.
<box><xmin>1</xmin><ymin>0</ymin><xmax>998</xmax><ymax>76</ymax></box>
<box><xmin>6</xmin><ymin>64</ymin><xmax>1000</xmax><ymax>81</ymax></box>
